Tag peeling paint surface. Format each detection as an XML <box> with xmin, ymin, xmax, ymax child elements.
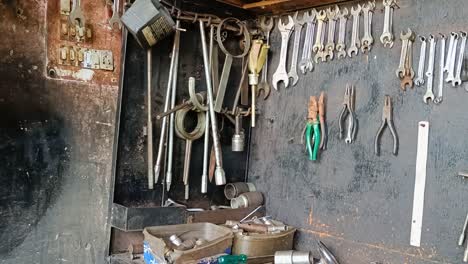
<box><xmin>0</xmin><ymin>0</ymin><xmax>120</xmax><ymax>263</ymax></box>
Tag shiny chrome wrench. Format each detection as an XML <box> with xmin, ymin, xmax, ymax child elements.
<box><xmin>272</xmin><ymin>16</ymin><xmax>294</xmax><ymax>90</ymax></box>
<box><xmin>414</xmin><ymin>36</ymin><xmax>427</xmax><ymax>86</ymax></box>
<box><xmin>434</xmin><ymin>34</ymin><xmax>446</xmax><ymax>104</ymax></box>
<box><xmin>423</xmin><ymin>35</ymin><xmax>436</xmax><ymax>104</ymax></box>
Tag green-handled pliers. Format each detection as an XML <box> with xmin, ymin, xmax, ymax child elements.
<box><xmin>306</xmin><ymin>96</ymin><xmax>321</xmax><ymax>161</ymax></box>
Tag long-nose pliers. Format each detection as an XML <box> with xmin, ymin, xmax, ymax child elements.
<box><xmin>338</xmin><ymin>84</ymin><xmax>357</xmax><ymax>143</ymax></box>
<box><xmin>374</xmin><ymin>95</ymin><xmax>399</xmax><ymax>156</ymax></box>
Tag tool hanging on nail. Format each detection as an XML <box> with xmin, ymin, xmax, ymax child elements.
<box><xmin>338</xmin><ymin>84</ymin><xmax>357</xmax><ymax>144</ymax></box>
<box><xmin>374</xmin><ymin>95</ymin><xmax>398</xmax><ymax>156</ymax></box>
<box><xmin>305</xmin><ymin>96</ymin><xmax>321</xmax><ymax>161</ymax></box>
<box><xmin>248</xmin><ymin>39</ymin><xmax>269</xmax><ymax>127</ymax></box>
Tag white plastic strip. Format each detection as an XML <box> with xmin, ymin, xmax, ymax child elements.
<box><xmin>410</xmin><ymin>121</ymin><xmax>430</xmax><ymax>247</ymax></box>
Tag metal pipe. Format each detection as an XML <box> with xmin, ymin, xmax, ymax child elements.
<box><xmin>157</xmin><ymin>100</ymin><xmax>191</xmax><ymax>119</ymax></box>
<box><xmin>201</xmin><ymin>25</ymin><xmax>214</xmax><ymax>194</ymax></box>
<box><xmin>199</xmin><ymin>20</ymin><xmax>226</xmax><ymax>186</ymax></box>
<box><xmin>201</xmin><ymin>113</ymin><xmax>209</xmax><ymax>193</ymax></box>
<box><xmin>154</xmin><ymin>21</ymin><xmax>180</xmax><ymax>185</ymax></box>
<box><xmin>166</xmin><ymin>20</ymin><xmax>181</xmax><ymax>191</ymax></box>
<box><xmin>147</xmin><ymin>49</ymin><xmax>154</xmax><ymax>189</ymax></box>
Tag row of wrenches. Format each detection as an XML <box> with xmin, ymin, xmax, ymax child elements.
<box><xmin>410</xmin><ymin>31</ymin><xmax>467</xmax><ymax>104</ymax></box>
<box><xmin>69</xmin><ymin>0</ymin><xmax>123</xmax><ymax>29</ymax></box>
<box><xmin>271</xmin><ymin>0</ymin><xmax>397</xmax><ymax>90</ymax></box>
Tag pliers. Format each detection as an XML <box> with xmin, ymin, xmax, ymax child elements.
<box><xmin>338</xmin><ymin>84</ymin><xmax>357</xmax><ymax>143</ymax></box>
<box><xmin>374</xmin><ymin>95</ymin><xmax>398</xmax><ymax>156</ymax></box>
<box><xmin>318</xmin><ymin>92</ymin><xmax>327</xmax><ymax>150</ymax></box>
<box><xmin>306</xmin><ymin>96</ymin><xmax>321</xmax><ymax>161</ymax></box>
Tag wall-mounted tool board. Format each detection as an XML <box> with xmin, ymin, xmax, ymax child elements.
<box><xmin>249</xmin><ymin>0</ymin><xmax>468</xmax><ymax>263</ymax></box>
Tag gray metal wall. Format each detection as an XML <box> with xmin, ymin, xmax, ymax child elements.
<box><xmin>249</xmin><ymin>0</ymin><xmax>468</xmax><ymax>263</ymax></box>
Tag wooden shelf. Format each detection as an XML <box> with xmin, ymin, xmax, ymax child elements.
<box><xmin>216</xmin><ymin>0</ymin><xmax>352</xmax><ymax>14</ymax></box>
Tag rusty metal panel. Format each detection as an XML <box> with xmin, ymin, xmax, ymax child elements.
<box><xmin>46</xmin><ymin>0</ymin><xmax>122</xmax><ymax>85</ymax></box>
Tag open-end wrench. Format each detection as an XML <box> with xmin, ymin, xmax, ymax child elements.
<box><xmin>361</xmin><ymin>1</ymin><xmax>375</xmax><ymax>53</ymax></box>
<box><xmin>444</xmin><ymin>32</ymin><xmax>457</xmax><ymax>72</ymax></box>
<box><xmin>407</xmin><ymin>36</ymin><xmax>415</xmax><ymax>79</ymax></box>
<box><xmin>453</xmin><ymin>31</ymin><xmax>467</xmax><ymax>86</ymax></box>
<box><xmin>446</xmin><ymin>32</ymin><xmax>459</xmax><ymax>83</ymax></box>
<box><xmin>299</xmin><ymin>10</ymin><xmax>316</xmax><ymax>74</ymax></box>
<box><xmin>423</xmin><ymin>35</ymin><xmax>436</xmax><ymax>103</ymax></box>
<box><xmin>380</xmin><ymin>0</ymin><xmax>396</xmax><ymax>48</ymax></box>
<box><xmin>313</xmin><ymin>10</ymin><xmax>327</xmax><ymax>63</ymax></box>
<box><xmin>288</xmin><ymin>12</ymin><xmax>305</xmax><ymax>86</ymax></box>
<box><xmin>258</xmin><ymin>16</ymin><xmax>274</xmax><ymax>96</ymax></box>
<box><xmin>396</xmin><ymin>29</ymin><xmax>414</xmax><ymax>78</ymax></box>
<box><xmin>347</xmin><ymin>4</ymin><xmax>362</xmax><ymax>57</ymax></box>
<box><xmin>336</xmin><ymin>7</ymin><xmax>349</xmax><ymax>59</ymax></box>
<box><xmin>272</xmin><ymin>16</ymin><xmax>294</xmax><ymax>90</ymax></box>
<box><xmin>434</xmin><ymin>34</ymin><xmax>446</xmax><ymax>104</ymax></box>
<box><xmin>313</xmin><ymin>10</ymin><xmax>327</xmax><ymax>53</ymax></box>
<box><xmin>69</xmin><ymin>0</ymin><xmax>85</xmax><ymax>26</ymax></box>
<box><xmin>108</xmin><ymin>0</ymin><xmax>122</xmax><ymax>29</ymax></box>
<box><xmin>324</xmin><ymin>6</ymin><xmax>339</xmax><ymax>61</ymax></box>
<box><xmin>414</xmin><ymin>36</ymin><xmax>427</xmax><ymax>86</ymax></box>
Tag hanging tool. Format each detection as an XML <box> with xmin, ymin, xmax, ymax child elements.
<box><xmin>410</xmin><ymin>121</ymin><xmax>430</xmax><ymax>247</ymax></box>
<box><xmin>215</xmin><ymin>18</ymin><xmax>251</xmax><ymax>113</ymax></box>
<box><xmin>248</xmin><ymin>39</ymin><xmax>269</xmax><ymax>127</ymax></box>
<box><xmin>318</xmin><ymin>92</ymin><xmax>327</xmax><ymax>150</ymax></box>
<box><xmin>154</xmin><ymin>21</ymin><xmax>181</xmax><ymax>186</ymax></box>
<box><xmin>459</xmin><ymin>213</ymin><xmax>468</xmax><ymax>246</ymax></box>
<box><xmin>175</xmin><ymin>107</ymin><xmax>206</xmax><ymax>200</ymax></box>
<box><xmin>374</xmin><ymin>95</ymin><xmax>398</xmax><ymax>156</ymax></box>
<box><xmin>147</xmin><ymin>49</ymin><xmax>154</xmax><ymax>190</ymax></box>
<box><xmin>338</xmin><ymin>84</ymin><xmax>357</xmax><ymax>144</ymax></box>
<box><xmin>199</xmin><ymin>20</ymin><xmax>226</xmax><ymax>186</ymax></box>
<box><xmin>305</xmin><ymin>96</ymin><xmax>321</xmax><ymax>161</ymax></box>
<box><xmin>258</xmin><ymin>16</ymin><xmax>274</xmax><ymax>96</ymax></box>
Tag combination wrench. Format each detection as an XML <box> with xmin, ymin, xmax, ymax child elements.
<box><xmin>258</xmin><ymin>16</ymin><xmax>274</xmax><ymax>95</ymax></box>
<box><xmin>444</xmin><ymin>32</ymin><xmax>457</xmax><ymax>73</ymax></box>
<box><xmin>313</xmin><ymin>10</ymin><xmax>327</xmax><ymax>63</ymax></box>
<box><xmin>380</xmin><ymin>0</ymin><xmax>396</xmax><ymax>48</ymax></box>
<box><xmin>69</xmin><ymin>0</ymin><xmax>85</xmax><ymax>26</ymax></box>
<box><xmin>423</xmin><ymin>35</ymin><xmax>436</xmax><ymax>104</ymax></box>
<box><xmin>361</xmin><ymin>1</ymin><xmax>375</xmax><ymax>53</ymax></box>
<box><xmin>324</xmin><ymin>6</ymin><xmax>339</xmax><ymax>61</ymax></box>
<box><xmin>288</xmin><ymin>12</ymin><xmax>305</xmax><ymax>86</ymax></box>
<box><xmin>108</xmin><ymin>0</ymin><xmax>122</xmax><ymax>29</ymax></box>
<box><xmin>414</xmin><ymin>36</ymin><xmax>427</xmax><ymax>86</ymax></box>
<box><xmin>399</xmin><ymin>29</ymin><xmax>415</xmax><ymax>90</ymax></box>
<box><xmin>434</xmin><ymin>34</ymin><xmax>446</xmax><ymax>104</ymax></box>
<box><xmin>396</xmin><ymin>29</ymin><xmax>413</xmax><ymax>78</ymax></box>
<box><xmin>445</xmin><ymin>32</ymin><xmax>458</xmax><ymax>84</ymax></box>
<box><xmin>453</xmin><ymin>31</ymin><xmax>467</xmax><ymax>86</ymax></box>
<box><xmin>347</xmin><ymin>4</ymin><xmax>362</xmax><ymax>58</ymax></box>
<box><xmin>336</xmin><ymin>7</ymin><xmax>349</xmax><ymax>59</ymax></box>
<box><xmin>299</xmin><ymin>10</ymin><xmax>317</xmax><ymax>74</ymax></box>
<box><xmin>272</xmin><ymin>16</ymin><xmax>294</xmax><ymax>90</ymax></box>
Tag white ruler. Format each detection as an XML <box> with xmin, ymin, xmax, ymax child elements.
<box><xmin>410</xmin><ymin>121</ymin><xmax>430</xmax><ymax>247</ymax></box>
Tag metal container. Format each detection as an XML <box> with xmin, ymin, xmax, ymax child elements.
<box><xmin>230</xmin><ymin>191</ymin><xmax>263</xmax><ymax>209</ymax></box>
<box><xmin>232</xmin><ymin>226</ymin><xmax>296</xmax><ymax>257</ymax></box>
<box><xmin>224</xmin><ymin>182</ymin><xmax>256</xmax><ymax>200</ymax></box>
<box><xmin>143</xmin><ymin>223</ymin><xmax>233</xmax><ymax>264</ymax></box>
<box><xmin>274</xmin><ymin>250</ymin><xmax>312</xmax><ymax>264</ymax></box>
